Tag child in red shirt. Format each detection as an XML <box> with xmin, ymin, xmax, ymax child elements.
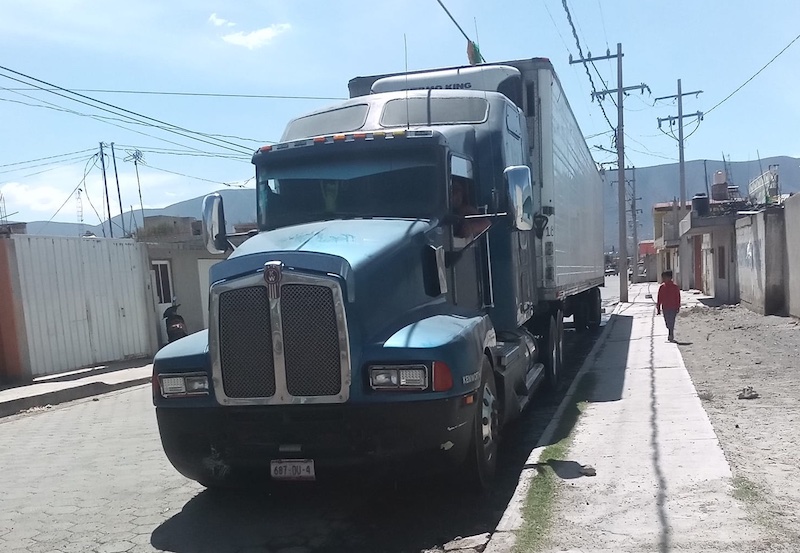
<box><xmin>656</xmin><ymin>270</ymin><xmax>681</xmax><ymax>342</ymax></box>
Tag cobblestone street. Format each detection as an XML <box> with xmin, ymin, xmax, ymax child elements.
<box><xmin>0</xmin><ymin>283</ymin><xmax>616</xmax><ymax>553</ymax></box>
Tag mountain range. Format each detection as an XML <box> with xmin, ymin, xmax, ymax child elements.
<box><xmin>19</xmin><ymin>156</ymin><xmax>799</xmax><ymax>251</ymax></box>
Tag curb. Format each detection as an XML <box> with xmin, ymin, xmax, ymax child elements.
<box><xmin>0</xmin><ymin>377</ymin><xmax>151</xmax><ymax>419</ymax></box>
<box><xmin>485</xmin><ymin>303</ymin><xmax>624</xmax><ymax>553</ymax></box>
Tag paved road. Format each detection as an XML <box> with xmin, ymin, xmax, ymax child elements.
<box><xmin>0</xmin><ymin>284</ymin><xmax>618</xmax><ymax>553</ymax></box>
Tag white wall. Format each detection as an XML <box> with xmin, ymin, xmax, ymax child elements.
<box><xmin>10</xmin><ymin>236</ymin><xmax>156</xmax><ymax>377</ymax></box>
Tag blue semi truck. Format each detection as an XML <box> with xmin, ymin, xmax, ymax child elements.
<box><xmin>152</xmin><ymin>58</ymin><xmax>604</xmax><ymax>489</ymax></box>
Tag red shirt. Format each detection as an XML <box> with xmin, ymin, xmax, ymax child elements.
<box><xmin>657</xmin><ymin>280</ymin><xmax>681</xmax><ymax>311</ymax></box>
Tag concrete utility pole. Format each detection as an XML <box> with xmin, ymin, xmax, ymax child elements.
<box><xmin>629</xmin><ymin>167</ymin><xmax>641</xmax><ymax>283</ymax></box>
<box><xmin>110</xmin><ymin>143</ymin><xmax>126</xmax><ymax>236</ymax></box>
<box><xmin>656</xmin><ymin>80</ymin><xmax>703</xmax><ymax>210</ymax></box>
<box><xmin>570</xmin><ymin>43</ymin><xmax>648</xmax><ymax>303</ymax></box>
<box><xmin>656</xmin><ymin>81</ymin><xmax>703</xmax><ymax>290</ymax></box>
<box><xmin>99</xmin><ymin>142</ymin><xmax>113</xmax><ymax>238</ymax></box>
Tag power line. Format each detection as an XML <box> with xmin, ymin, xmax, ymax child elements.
<box><xmin>0</xmin><ymin>154</ymin><xmax>92</xmax><ymax>175</ymax></box>
<box><xmin>541</xmin><ymin>0</ymin><xmax>572</xmax><ymax>54</ymax></box>
<box><xmin>0</xmin><ymin>148</ymin><xmax>96</xmax><ymax>169</ymax></box>
<box><xmin>2</xmin><ymin>87</ymin><xmax>346</xmax><ymax>101</ymax></box>
<box><xmin>624</xmin><ymin>133</ymin><xmax>676</xmax><ymax>161</ymax></box>
<box><xmin>1</xmin><ymin>85</ymin><xmax>246</xmax><ymax>156</ymax></box>
<box><xmin>561</xmin><ymin>0</ymin><xmax>615</xmax><ymax>132</ymax></box>
<box><xmin>705</xmin><ymin>32</ymin><xmax>800</xmax><ymax>117</ymax></box>
<box><xmin>39</xmin><ymin>155</ymin><xmax>97</xmax><ymax>230</ymax></box>
<box><xmin>0</xmin><ymin>92</ymin><xmax>270</xmax><ymax>147</ymax></box>
<box><xmin>0</xmin><ymin>156</ymin><xmax>94</xmax><ymax>182</ymax></box>
<box><xmin>0</xmin><ymin>65</ymin><xmax>253</xmax><ymax>154</ymax></box>
<box><xmin>596</xmin><ymin>0</ymin><xmax>610</xmax><ymax>50</ymax></box>
<box><xmin>139</xmin><ymin>162</ymin><xmax>250</xmax><ymax>187</ymax></box>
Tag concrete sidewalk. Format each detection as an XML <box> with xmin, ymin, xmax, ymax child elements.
<box><xmin>0</xmin><ymin>359</ymin><xmax>152</xmax><ymax>418</ymax></box>
<box><xmin>539</xmin><ymin>283</ymin><xmax>762</xmax><ymax>551</ymax></box>
<box><xmin>488</xmin><ymin>283</ymin><xmax>764</xmax><ymax>553</ymax></box>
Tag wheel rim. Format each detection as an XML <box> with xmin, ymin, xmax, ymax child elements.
<box><xmin>480</xmin><ymin>383</ymin><xmax>498</xmax><ymax>458</ymax></box>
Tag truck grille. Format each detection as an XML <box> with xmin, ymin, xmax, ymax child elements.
<box><xmin>218</xmin><ymin>287</ymin><xmax>276</xmax><ymax>398</ymax></box>
<box><xmin>281</xmin><ymin>284</ymin><xmax>342</xmax><ymax>396</ymax></box>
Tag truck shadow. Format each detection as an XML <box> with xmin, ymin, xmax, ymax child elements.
<box><xmin>150</xmin><ymin>321</ymin><xmax>619</xmax><ymax>553</ymax></box>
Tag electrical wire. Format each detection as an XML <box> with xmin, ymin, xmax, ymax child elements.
<box><xmin>705</xmin><ymin>31</ymin><xmax>800</xmax><ymax>117</ymax></box>
<box><xmin>541</xmin><ymin>0</ymin><xmax>572</xmax><ymax>55</ymax></box>
<box><xmin>38</xmin><ymin>155</ymin><xmax>97</xmax><ymax>230</ymax></box>
<box><xmin>2</xmin><ymin>87</ymin><xmax>347</xmax><ymax>101</ymax></box>
<box><xmin>0</xmin><ymin>85</ymin><xmax>234</xmax><ymax>155</ymax></box>
<box><xmin>0</xmin><ymin>156</ymin><xmax>95</xmax><ymax>181</ymax></box>
<box><xmin>0</xmin><ymin>154</ymin><xmax>92</xmax><ymax>175</ymax></box>
<box><xmin>560</xmin><ymin>0</ymin><xmax>615</xmax><ymax>132</ymax></box>
<box><xmin>0</xmin><ymin>65</ymin><xmax>253</xmax><ymax>154</ymax></box>
<box><xmin>0</xmin><ymin>148</ymin><xmax>97</xmax><ymax>169</ymax></box>
<box><xmin>585</xmin><ymin>129</ymin><xmax>614</xmax><ymax>140</ymax></box>
<box><xmin>139</xmin><ymin>162</ymin><xmax>249</xmax><ymax>187</ymax></box>
<box><xmin>0</xmin><ymin>92</ymin><xmax>271</xmax><ymax>148</ymax></box>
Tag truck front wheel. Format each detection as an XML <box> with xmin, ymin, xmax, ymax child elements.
<box><xmin>462</xmin><ymin>356</ymin><xmax>499</xmax><ymax>491</ymax></box>
<box><xmin>544</xmin><ymin>310</ymin><xmax>563</xmax><ymax>390</ymax></box>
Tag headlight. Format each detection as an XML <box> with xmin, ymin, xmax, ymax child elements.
<box><xmin>369</xmin><ymin>365</ymin><xmax>428</xmax><ymax>391</ymax></box>
<box><xmin>158</xmin><ymin>373</ymin><xmax>209</xmax><ymax>397</ymax></box>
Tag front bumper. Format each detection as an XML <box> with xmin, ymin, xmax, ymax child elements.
<box><xmin>156</xmin><ymin>396</ymin><xmax>476</xmax><ymax>482</ymax></box>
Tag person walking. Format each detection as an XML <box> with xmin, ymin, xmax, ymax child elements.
<box><xmin>656</xmin><ymin>270</ymin><xmax>681</xmax><ymax>342</ymax></box>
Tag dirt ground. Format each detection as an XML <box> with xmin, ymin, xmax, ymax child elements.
<box><xmin>677</xmin><ymin>303</ymin><xmax>800</xmax><ymax>547</ymax></box>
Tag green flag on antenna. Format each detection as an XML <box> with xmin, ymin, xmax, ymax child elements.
<box><xmin>467</xmin><ymin>40</ymin><xmax>482</xmax><ymax>65</ymax></box>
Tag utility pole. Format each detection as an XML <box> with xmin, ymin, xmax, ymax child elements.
<box><xmin>656</xmin><ymin>80</ymin><xmax>703</xmax><ymax>210</ymax></box>
<box><xmin>110</xmin><ymin>143</ymin><xmax>126</xmax><ymax>236</ymax></box>
<box><xmin>99</xmin><ymin>142</ymin><xmax>113</xmax><ymax>238</ymax></box>
<box><xmin>570</xmin><ymin>43</ymin><xmax>648</xmax><ymax>303</ymax></box>
<box><xmin>629</xmin><ymin>167</ymin><xmax>640</xmax><ymax>283</ymax></box>
<box><xmin>656</xmin><ymin>81</ymin><xmax>702</xmax><ymax>290</ymax></box>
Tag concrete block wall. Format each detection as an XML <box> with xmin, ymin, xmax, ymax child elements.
<box><xmin>786</xmin><ymin>194</ymin><xmax>800</xmax><ymax>318</ymax></box>
<box><xmin>736</xmin><ymin>208</ymin><xmax>787</xmax><ymax>315</ymax></box>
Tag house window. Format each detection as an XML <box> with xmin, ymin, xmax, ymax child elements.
<box><xmin>152</xmin><ymin>260</ymin><xmax>173</xmax><ymax>304</ymax></box>
<box><xmin>718</xmin><ymin>246</ymin><xmax>726</xmax><ymax>279</ymax></box>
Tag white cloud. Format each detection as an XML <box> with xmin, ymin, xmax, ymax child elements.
<box><xmin>222</xmin><ymin>23</ymin><xmax>291</xmax><ymax>50</ymax></box>
<box><xmin>1</xmin><ymin>181</ymin><xmax>67</xmax><ymax>215</ymax></box>
<box><xmin>208</xmin><ymin>13</ymin><xmax>234</xmax><ymax>27</ymax></box>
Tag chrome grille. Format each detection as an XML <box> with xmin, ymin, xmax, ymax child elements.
<box><xmin>218</xmin><ymin>287</ymin><xmax>276</xmax><ymax>398</ymax></box>
<box><xmin>281</xmin><ymin>284</ymin><xmax>342</xmax><ymax>396</ymax></box>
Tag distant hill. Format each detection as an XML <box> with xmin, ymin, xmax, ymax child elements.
<box><xmin>25</xmin><ymin>188</ymin><xmax>257</xmax><ymax>238</ymax></box>
<box><xmin>23</xmin><ymin>156</ymin><xmax>799</xmax><ymax>250</ymax></box>
<box><xmin>603</xmin><ymin>156</ymin><xmax>799</xmax><ymax>251</ymax></box>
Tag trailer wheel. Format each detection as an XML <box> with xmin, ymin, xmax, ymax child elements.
<box><xmin>587</xmin><ymin>288</ymin><xmax>602</xmax><ymax>330</ymax></box>
<box><xmin>573</xmin><ymin>296</ymin><xmax>589</xmax><ymax>332</ymax></box>
<box><xmin>462</xmin><ymin>356</ymin><xmax>499</xmax><ymax>491</ymax></box>
<box><xmin>544</xmin><ymin>310</ymin><xmax>563</xmax><ymax>390</ymax></box>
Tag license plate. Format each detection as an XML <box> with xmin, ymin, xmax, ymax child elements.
<box><xmin>270</xmin><ymin>459</ymin><xmax>315</xmax><ymax>481</ymax></box>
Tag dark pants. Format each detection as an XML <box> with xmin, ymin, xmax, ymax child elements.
<box><xmin>663</xmin><ymin>309</ymin><xmax>678</xmax><ymax>338</ymax></box>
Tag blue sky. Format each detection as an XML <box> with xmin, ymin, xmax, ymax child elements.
<box><xmin>1</xmin><ymin>0</ymin><xmax>798</xmax><ymax>225</ymax></box>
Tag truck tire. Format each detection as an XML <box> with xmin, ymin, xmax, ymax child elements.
<box><xmin>587</xmin><ymin>288</ymin><xmax>602</xmax><ymax>330</ymax></box>
<box><xmin>573</xmin><ymin>296</ymin><xmax>589</xmax><ymax>332</ymax></box>
<box><xmin>544</xmin><ymin>310</ymin><xmax>563</xmax><ymax>390</ymax></box>
<box><xmin>462</xmin><ymin>356</ymin><xmax>499</xmax><ymax>491</ymax></box>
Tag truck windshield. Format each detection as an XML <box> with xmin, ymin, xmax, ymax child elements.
<box><xmin>255</xmin><ymin>149</ymin><xmax>443</xmax><ymax>231</ymax></box>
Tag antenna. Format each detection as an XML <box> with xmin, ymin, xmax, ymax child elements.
<box><xmin>0</xmin><ymin>192</ymin><xmax>7</xmax><ymax>224</ymax></box>
<box><xmin>404</xmin><ymin>33</ymin><xmax>410</xmax><ymax>130</ymax></box>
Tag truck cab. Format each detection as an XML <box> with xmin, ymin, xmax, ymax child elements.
<box><xmin>152</xmin><ymin>60</ymin><xmax>603</xmax><ymax>490</ymax></box>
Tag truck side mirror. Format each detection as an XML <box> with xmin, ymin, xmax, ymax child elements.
<box><xmin>504</xmin><ymin>166</ymin><xmax>533</xmax><ymax>231</ymax></box>
<box><xmin>202</xmin><ymin>193</ymin><xmax>228</xmax><ymax>254</ymax></box>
